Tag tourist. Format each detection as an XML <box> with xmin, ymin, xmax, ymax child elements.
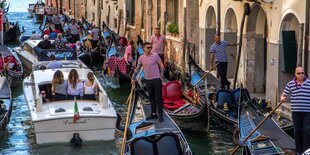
<box><xmin>30</xmin><ymin>31</ymin><xmax>41</xmax><ymax>40</ymax></box>
<box><xmin>124</xmin><ymin>40</ymin><xmax>134</xmax><ymax>74</ymax></box>
<box><xmin>131</xmin><ymin>42</ymin><xmax>165</xmax><ymax>122</ymax></box>
<box><xmin>67</xmin><ymin>69</ymin><xmax>84</xmax><ymax>100</ymax></box>
<box><xmin>83</xmin><ymin>72</ymin><xmax>97</xmax><ymax>100</ymax></box>
<box><xmin>68</xmin><ymin>19</ymin><xmax>80</xmax><ymax>43</ymax></box>
<box><xmin>52</xmin><ymin>13</ymin><xmax>63</xmax><ymax>32</ymax></box>
<box><xmin>37</xmin><ymin>35</ymin><xmax>53</xmax><ymax>49</ymax></box>
<box><xmin>46</xmin><ymin>54</ymin><xmax>63</xmax><ymax>69</ymax></box>
<box><xmin>53</xmin><ymin>33</ymin><xmax>67</xmax><ymax>49</ymax></box>
<box><xmin>281</xmin><ymin>66</ymin><xmax>310</xmax><ymax>154</ymax></box>
<box><xmin>51</xmin><ymin>70</ymin><xmax>67</xmax><ymax>101</ymax></box>
<box><xmin>210</xmin><ymin>34</ymin><xmax>238</xmax><ymax>89</ymax></box>
<box><xmin>150</xmin><ymin>27</ymin><xmax>167</xmax><ymax>63</ymax></box>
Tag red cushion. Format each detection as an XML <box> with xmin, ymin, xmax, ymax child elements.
<box><xmin>164</xmin><ymin>81</ymin><xmax>182</xmax><ymax>101</ymax></box>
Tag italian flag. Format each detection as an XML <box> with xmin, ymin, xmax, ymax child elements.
<box><xmin>73</xmin><ymin>98</ymin><xmax>80</xmax><ymax>123</ymax></box>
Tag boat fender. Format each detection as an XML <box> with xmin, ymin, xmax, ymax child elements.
<box><xmin>115</xmin><ymin>113</ymin><xmax>132</xmax><ymax>139</ymax></box>
<box><xmin>70</xmin><ymin>133</ymin><xmax>83</xmax><ymax>147</ymax></box>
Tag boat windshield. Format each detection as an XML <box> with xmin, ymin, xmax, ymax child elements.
<box><xmin>33</xmin><ymin>47</ymin><xmax>77</xmax><ymax>61</ymax></box>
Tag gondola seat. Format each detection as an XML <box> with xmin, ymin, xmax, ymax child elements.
<box><xmin>130</xmin><ymin>132</ymin><xmax>182</xmax><ymax>155</ymax></box>
<box><xmin>162</xmin><ymin>81</ymin><xmax>185</xmax><ymax>111</ymax></box>
<box><xmin>216</xmin><ymin>89</ymin><xmax>235</xmax><ymax>109</ymax></box>
<box><xmin>118</xmin><ymin>37</ymin><xmax>128</xmax><ymax>47</ymax></box>
<box><xmin>232</xmin><ymin>88</ymin><xmax>250</xmax><ymax>104</ymax></box>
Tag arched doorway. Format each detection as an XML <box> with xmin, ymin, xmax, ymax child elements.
<box><xmin>202</xmin><ymin>6</ymin><xmax>216</xmax><ymax>70</ymax></box>
<box><xmin>245</xmin><ymin>5</ymin><xmax>267</xmax><ymax>93</ymax></box>
<box><xmin>278</xmin><ymin>13</ymin><xmax>300</xmax><ymax>93</ymax></box>
<box><xmin>224</xmin><ymin>8</ymin><xmax>238</xmax><ymax>78</ymax></box>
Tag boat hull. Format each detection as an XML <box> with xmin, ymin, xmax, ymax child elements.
<box><xmin>14</xmin><ymin>48</ymin><xmax>35</xmax><ymax>72</ymax></box>
<box><xmin>34</xmin><ymin>13</ymin><xmax>44</xmax><ymax>23</ymax></box>
<box><xmin>33</xmin><ymin>116</ymin><xmax>116</xmax><ymax>144</ymax></box>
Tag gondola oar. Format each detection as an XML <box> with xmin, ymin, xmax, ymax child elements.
<box><xmin>229</xmin><ymin>100</ymin><xmax>285</xmax><ymax>155</ymax></box>
<box><xmin>120</xmin><ymin>84</ymin><xmax>135</xmax><ymax>155</ymax></box>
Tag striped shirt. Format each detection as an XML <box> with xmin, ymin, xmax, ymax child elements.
<box><xmin>283</xmin><ymin>79</ymin><xmax>310</xmax><ymax>112</ymax></box>
<box><xmin>138</xmin><ymin>53</ymin><xmax>161</xmax><ymax>80</ymax></box>
<box><xmin>210</xmin><ymin>41</ymin><xmax>228</xmax><ymax>62</ymax></box>
<box><xmin>150</xmin><ymin>34</ymin><xmax>166</xmax><ymax>55</ymax></box>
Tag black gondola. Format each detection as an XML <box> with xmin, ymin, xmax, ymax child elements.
<box><xmin>188</xmin><ymin>55</ymin><xmax>294</xmax><ymax>134</ymax></box>
<box><xmin>236</xmin><ymin>88</ymin><xmax>295</xmax><ymax>154</ymax></box>
<box><xmin>0</xmin><ymin>46</ymin><xmax>23</xmax><ymax>86</ymax></box>
<box><xmin>118</xmin><ymin>88</ymin><xmax>192</xmax><ymax>155</ymax></box>
<box><xmin>4</xmin><ymin>21</ymin><xmax>21</xmax><ymax>43</ymax></box>
<box><xmin>0</xmin><ymin>77</ymin><xmax>13</xmax><ymax>138</ymax></box>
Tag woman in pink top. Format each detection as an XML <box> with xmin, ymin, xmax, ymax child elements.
<box><xmin>124</xmin><ymin>40</ymin><xmax>134</xmax><ymax>74</ymax></box>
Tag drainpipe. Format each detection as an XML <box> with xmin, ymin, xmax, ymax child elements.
<box><xmin>297</xmin><ymin>23</ymin><xmax>304</xmax><ymax>67</ymax></box>
<box><xmin>216</xmin><ymin>0</ymin><xmax>221</xmax><ymax>35</ymax></box>
<box><xmin>233</xmin><ymin>3</ymin><xmax>250</xmax><ymax>89</ymax></box>
<box><xmin>181</xmin><ymin>3</ymin><xmax>187</xmax><ymax>84</ymax></box>
<box><xmin>304</xmin><ymin>0</ymin><xmax>309</xmax><ymax>74</ymax></box>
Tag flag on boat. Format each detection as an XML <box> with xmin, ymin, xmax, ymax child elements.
<box><xmin>73</xmin><ymin>97</ymin><xmax>80</xmax><ymax>123</ymax></box>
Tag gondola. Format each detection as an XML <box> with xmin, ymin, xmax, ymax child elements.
<box><xmin>0</xmin><ymin>76</ymin><xmax>13</xmax><ymax>138</ymax></box>
<box><xmin>236</xmin><ymin>88</ymin><xmax>295</xmax><ymax>154</ymax></box>
<box><xmin>0</xmin><ymin>46</ymin><xmax>23</xmax><ymax>85</ymax></box>
<box><xmin>188</xmin><ymin>55</ymin><xmax>294</xmax><ymax>133</ymax></box>
<box><xmin>134</xmin><ymin>69</ymin><xmax>210</xmax><ymax>131</ymax></box>
<box><xmin>4</xmin><ymin>21</ymin><xmax>21</xmax><ymax>43</ymax></box>
<box><xmin>117</xmin><ymin>87</ymin><xmax>192</xmax><ymax>155</ymax></box>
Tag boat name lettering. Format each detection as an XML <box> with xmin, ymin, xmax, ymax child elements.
<box><xmin>63</xmin><ymin>118</ymin><xmax>89</xmax><ymax>125</ymax></box>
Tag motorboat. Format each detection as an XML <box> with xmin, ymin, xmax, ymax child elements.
<box><xmin>14</xmin><ymin>39</ymin><xmax>90</xmax><ymax>72</ymax></box>
<box><xmin>34</xmin><ymin>6</ymin><xmax>57</xmax><ymax>23</ymax></box>
<box><xmin>28</xmin><ymin>2</ymin><xmax>45</xmax><ymax>18</ymax></box>
<box><xmin>23</xmin><ymin>60</ymin><xmax>117</xmax><ymax>144</ymax></box>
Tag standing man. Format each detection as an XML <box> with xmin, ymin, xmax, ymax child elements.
<box><xmin>68</xmin><ymin>19</ymin><xmax>80</xmax><ymax>43</ymax></box>
<box><xmin>210</xmin><ymin>34</ymin><xmax>238</xmax><ymax>89</ymax></box>
<box><xmin>90</xmin><ymin>25</ymin><xmax>100</xmax><ymax>50</ymax></box>
<box><xmin>281</xmin><ymin>66</ymin><xmax>310</xmax><ymax>154</ymax></box>
<box><xmin>150</xmin><ymin>27</ymin><xmax>167</xmax><ymax>63</ymax></box>
<box><xmin>131</xmin><ymin>42</ymin><xmax>165</xmax><ymax>122</ymax></box>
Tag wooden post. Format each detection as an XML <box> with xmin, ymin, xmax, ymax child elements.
<box><xmin>181</xmin><ymin>7</ymin><xmax>187</xmax><ymax>83</ymax></box>
<box><xmin>233</xmin><ymin>3</ymin><xmax>250</xmax><ymax>89</ymax></box>
<box><xmin>303</xmin><ymin>0</ymin><xmax>309</xmax><ymax>74</ymax></box>
<box><xmin>216</xmin><ymin>0</ymin><xmax>221</xmax><ymax>35</ymax></box>
<box><xmin>107</xmin><ymin>6</ymin><xmax>110</xmax><ymax>27</ymax></box>
<box><xmin>297</xmin><ymin>23</ymin><xmax>304</xmax><ymax>66</ymax></box>
<box><xmin>117</xmin><ymin>9</ymin><xmax>122</xmax><ymax>35</ymax></box>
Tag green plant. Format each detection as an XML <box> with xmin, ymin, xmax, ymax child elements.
<box><xmin>167</xmin><ymin>23</ymin><xmax>179</xmax><ymax>34</ymax></box>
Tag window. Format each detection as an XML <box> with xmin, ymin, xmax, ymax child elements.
<box><xmin>166</xmin><ymin>0</ymin><xmax>178</xmax><ymax>25</ymax></box>
<box><xmin>126</xmin><ymin>0</ymin><xmax>135</xmax><ymax>25</ymax></box>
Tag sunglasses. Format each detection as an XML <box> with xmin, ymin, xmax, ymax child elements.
<box><xmin>296</xmin><ymin>72</ymin><xmax>305</xmax><ymax>75</ymax></box>
<box><xmin>146</xmin><ymin>47</ymin><xmax>152</xmax><ymax>49</ymax></box>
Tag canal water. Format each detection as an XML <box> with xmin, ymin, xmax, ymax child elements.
<box><xmin>0</xmin><ymin>0</ymin><xmax>238</xmax><ymax>154</ymax></box>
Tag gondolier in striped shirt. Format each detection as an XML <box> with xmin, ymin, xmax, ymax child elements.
<box><xmin>281</xmin><ymin>66</ymin><xmax>310</xmax><ymax>154</ymax></box>
<box><xmin>210</xmin><ymin>34</ymin><xmax>238</xmax><ymax>89</ymax></box>
<box><xmin>131</xmin><ymin>42</ymin><xmax>165</xmax><ymax>122</ymax></box>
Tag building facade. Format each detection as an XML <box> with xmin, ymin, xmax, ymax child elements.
<box><xmin>200</xmin><ymin>0</ymin><xmax>309</xmax><ymax>108</ymax></box>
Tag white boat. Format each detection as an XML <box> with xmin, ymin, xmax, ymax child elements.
<box><xmin>28</xmin><ymin>3</ymin><xmax>45</xmax><ymax>18</ymax></box>
<box><xmin>23</xmin><ymin>61</ymin><xmax>117</xmax><ymax>144</ymax></box>
<box><xmin>14</xmin><ymin>39</ymin><xmax>91</xmax><ymax>72</ymax></box>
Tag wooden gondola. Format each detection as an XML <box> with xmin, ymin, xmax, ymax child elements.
<box><xmin>0</xmin><ymin>76</ymin><xmax>13</xmax><ymax>138</ymax></box>
<box><xmin>236</xmin><ymin>88</ymin><xmax>295</xmax><ymax>154</ymax></box>
<box><xmin>4</xmin><ymin>21</ymin><xmax>21</xmax><ymax>43</ymax></box>
<box><xmin>118</xmin><ymin>88</ymin><xmax>193</xmax><ymax>155</ymax></box>
<box><xmin>188</xmin><ymin>55</ymin><xmax>294</xmax><ymax>134</ymax></box>
<box><xmin>135</xmin><ymin>68</ymin><xmax>210</xmax><ymax>131</ymax></box>
<box><xmin>0</xmin><ymin>46</ymin><xmax>23</xmax><ymax>85</ymax></box>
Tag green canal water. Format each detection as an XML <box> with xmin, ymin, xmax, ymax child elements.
<box><xmin>0</xmin><ymin>0</ymin><xmax>239</xmax><ymax>154</ymax></box>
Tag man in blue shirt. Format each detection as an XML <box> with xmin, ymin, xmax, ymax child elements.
<box><xmin>46</xmin><ymin>54</ymin><xmax>63</xmax><ymax>69</ymax></box>
<box><xmin>210</xmin><ymin>34</ymin><xmax>238</xmax><ymax>89</ymax></box>
<box><xmin>281</xmin><ymin>66</ymin><xmax>310</xmax><ymax>154</ymax></box>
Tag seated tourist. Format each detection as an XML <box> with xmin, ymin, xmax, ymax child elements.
<box><xmin>37</xmin><ymin>35</ymin><xmax>53</xmax><ymax>49</ymax></box>
<box><xmin>67</xmin><ymin>69</ymin><xmax>84</xmax><ymax>100</ymax></box>
<box><xmin>84</xmin><ymin>72</ymin><xmax>97</xmax><ymax>100</ymax></box>
<box><xmin>51</xmin><ymin>70</ymin><xmax>67</xmax><ymax>101</ymax></box>
<box><xmin>41</xmin><ymin>90</ymin><xmax>50</xmax><ymax>103</ymax></box>
<box><xmin>46</xmin><ymin>54</ymin><xmax>63</xmax><ymax>69</ymax></box>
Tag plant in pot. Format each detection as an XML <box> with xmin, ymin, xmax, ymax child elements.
<box><xmin>167</xmin><ymin>23</ymin><xmax>179</xmax><ymax>36</ymax></box>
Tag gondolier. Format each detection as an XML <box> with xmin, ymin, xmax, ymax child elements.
<box><xmin>150</xmin><ymin>27</ymin><xmax>167</xmax><ymax>62</ymax></box>
<box><xmin>131</xmin><ymin>42</ymin><xmax>165</xmax><ymax>122</ymax></box>
<box><xmin>281</xmin><ymin>66</ymin><xmax>310</xmax><ymax>154</ymax></box>
<box><xmin>210</xmin><ymin>34</ymin><xmax>238</xmax><ymax>89</ymax></box>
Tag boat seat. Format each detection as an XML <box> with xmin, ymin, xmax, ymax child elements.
<box><xmin>162</xmin><ymin>81</ymin><xmax>185</xmax><ymax>111</ymax></box>
<box><xmin>232</xmin><ymin>88</ymin><xmax>250</xmax><ymax>104</ymax></box>
<box><xmin>0</xmin><ymin>58</ymin><xmax>3</xmax><ymax>70</ymax></box>
<box><xmin>216</xmin><ymin>89</ymin><xmax>234</xmax><ymax>109</ymax></box>
<box><xmin>130</xmin><ymin>132</ymin><xmax>182</xmax><ymax>155</ymax></box>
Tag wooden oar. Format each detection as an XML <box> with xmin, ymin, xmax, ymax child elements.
<box><xmin>230</xmin><ymin>100</ymin><xmax>285</xmax><ymax>155</ymax></box>
<box><xmin>120</xmin><ymin>84</ymin><xmax>135</xmax><ymax>155</ymax></box>
<box><xmin>193</xmin><ymin>63</ymin><xmax>219</xmax><ymax>88</ymax></box>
